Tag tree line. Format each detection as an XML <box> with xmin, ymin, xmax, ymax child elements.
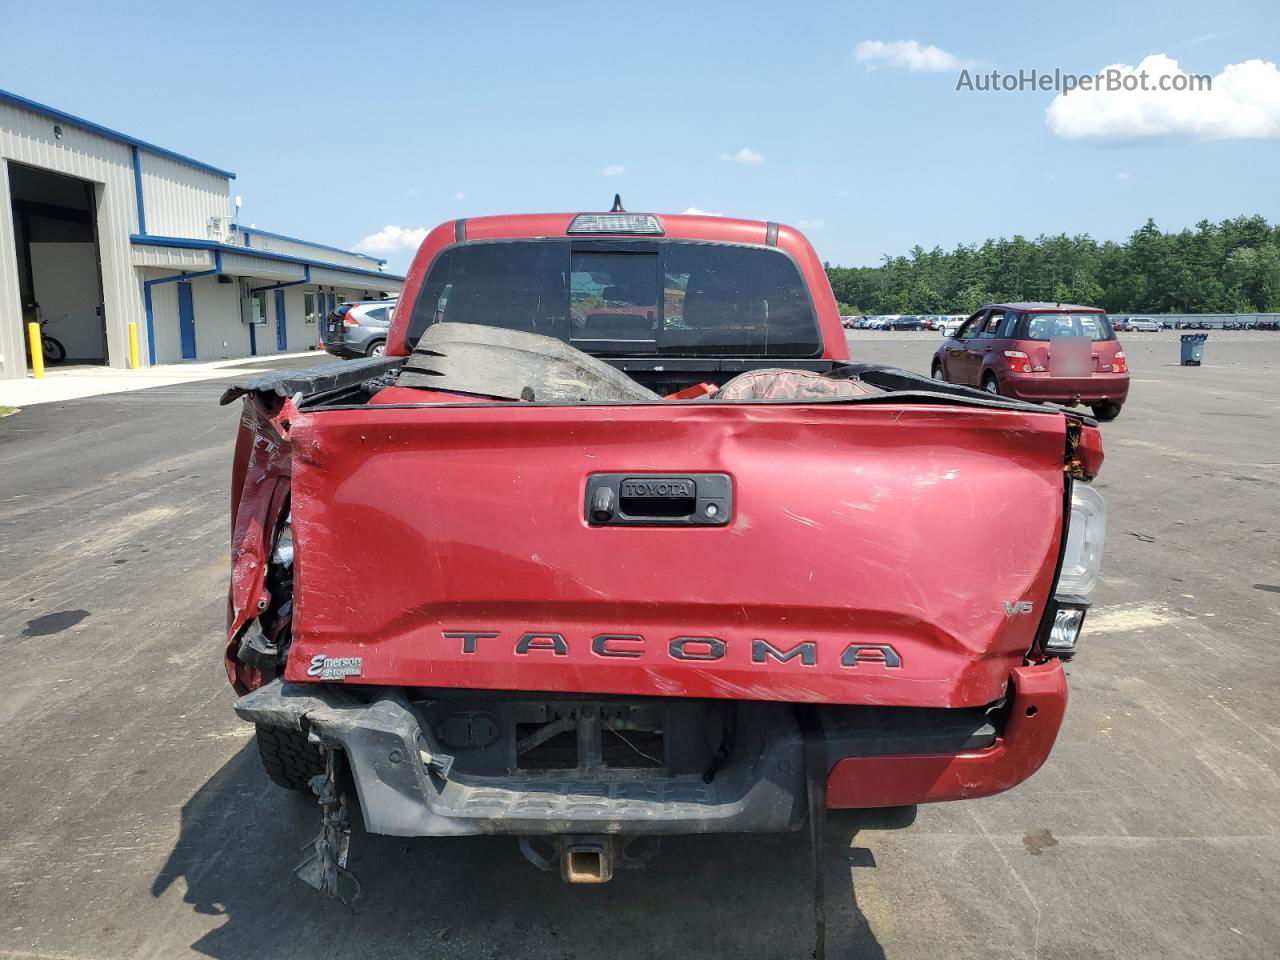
<box><xmin>824</xmin><ymin>215</ymin><xmax>1280</xmax><ymax>316</ymax></box>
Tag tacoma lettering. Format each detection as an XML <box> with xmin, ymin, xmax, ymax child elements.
<box><xmin>446</xmin><ymin>629</ymin><xmax>899</xmax><ymax>668</ymax></box>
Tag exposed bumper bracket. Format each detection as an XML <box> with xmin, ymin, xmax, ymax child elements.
<box><xmin>293</xmin><ymin>748</ymin><xmax>362</xmax><ymax>907</ymax></box>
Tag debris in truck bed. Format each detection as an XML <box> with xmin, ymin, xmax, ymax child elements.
<box><xmin>397</xmin><ymin>323</ymin><xmax>660</xmax><ymax>402</ymax></box>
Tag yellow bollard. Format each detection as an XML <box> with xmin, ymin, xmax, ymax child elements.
<box><xmin>27</xmin><ymin>322</ymin><xmax>44</xmax><ymax>379</ymax></box>
<box><xmin>128</xmin><ymin>321</ymin><xmax>141</xmax><ymax>369</ymax></box>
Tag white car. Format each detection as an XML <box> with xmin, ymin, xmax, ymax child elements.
<box><xmin>1126</xmin><ymin>317</ymin><xmax>1161</xmax><ymax>332</ymax></box>
<box><xmin>940</xmin><ymin>316</ymin><xmax>966</xmax><ymax>337</ymax></box>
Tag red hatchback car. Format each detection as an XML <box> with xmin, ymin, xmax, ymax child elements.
<box><xmin>931</xmin><ymin>302</ymin><xmax>1130</xmax><ymax>420</ymax></box>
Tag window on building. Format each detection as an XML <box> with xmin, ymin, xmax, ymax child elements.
<box><xmin>304</xmin><ymin>292</ymin><xmax>317</xmax><ymax>325</ymax></box>
<box><xmin>250</xmin><ymin>291</ymin><xmax>267</xmax><ymax>325</ymax></box>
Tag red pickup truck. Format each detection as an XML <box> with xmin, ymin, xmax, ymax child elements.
<box><xmin>222</xmin><ymin>207</ymin><xmax>1107</xmax><ymax>901</ymax></box>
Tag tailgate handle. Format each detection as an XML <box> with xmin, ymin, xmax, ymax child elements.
<box><xmin>586</xmin><ymin>474</ymin><xmax>731</xmax><ymax>527</ymax></box>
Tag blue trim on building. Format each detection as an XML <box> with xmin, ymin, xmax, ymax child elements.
<box><xmin>237</xmin><ymin>226</ymin><xmax>385</xmax><ymax>265</ymax></box>
<box><xmin>249</xmin><ymin>265</ymin><xmax>312</xmax><ymax>295</ymax></box>
<box><xmin>0</xmin><ymin>88</ymin><xmax>236</xmax><ymax>180</ymax></box>
<box><xmin>130</xmin><ymin>145</ymin><xmax>146</xmax><ymax>233</ymax></box>
<box><xmin>130</xmin><ymin>234</ymin><xmax>404</xmax><ymax>282</ymax></box>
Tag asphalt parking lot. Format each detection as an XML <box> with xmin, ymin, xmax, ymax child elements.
<box><xmin>1</xmin><ymin>333</ymin><xmax>1277</xmax><ymax>960</ymax></box>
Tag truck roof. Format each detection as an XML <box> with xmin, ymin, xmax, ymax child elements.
<box><xmin>459</xmin><ymin>212</ymin><xmax>781</xmax><ymax>246</ymax></box>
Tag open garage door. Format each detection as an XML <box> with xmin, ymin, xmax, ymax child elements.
<box><xmin>7</xmin><ymin>162</ymin><xmax>107</xmax><ymax>367</ymax></box>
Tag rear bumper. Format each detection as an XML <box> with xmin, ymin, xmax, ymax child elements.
<box><xmin>322</xmin><ymin>326</ymin><xmax>379</xmax><ymax>357</ymax></box>
<box><xmin>826</xmin><ymin>660</ymin><xmax>1068</xmax><ymax>808</ymax></box>
<box><xmin>1002</xmin><ymin>372</ymin><xmax>1130</xmax><ymax>405</ymax></box>
<box><xmin>237</xmin><ymin>684</ymin><xmax>808</xmax><ymax>836</ymax></box>
<box><xmin>322</xmin><ymin>335</ymin><xmax>361</xmax><ymax>358</ymax></box>
<box><xmin>237</xmin><ymin>663</ymin><xmax>1065</xmax><ymax>835</ymax></box>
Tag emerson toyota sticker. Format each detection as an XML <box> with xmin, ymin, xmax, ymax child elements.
<box><xmin>307</xmin><ymin>655</ymin><xmax>363</xmax><ymax>680</ymax></box>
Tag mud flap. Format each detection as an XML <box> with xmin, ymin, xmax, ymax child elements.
<box><xmin>798</xmin><ymin>705</ymin><xmax>826</xmax><ymax>960</ymax></box>
<box><xmin>294</xmin><ymin>748</ymin><xmax>362</xmax><ymax>907</ymax></box>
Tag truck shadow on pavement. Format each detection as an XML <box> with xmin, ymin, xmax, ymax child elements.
<box><xmin>155</xmin><ymin>744</ymin><xmax>905</xmax><ymax>959</ymax></box>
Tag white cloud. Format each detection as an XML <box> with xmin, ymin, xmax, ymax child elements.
<box><xmin>797</xmin><ymin>219</ymin><xmax>825</xmax><ymax>229</ymax></box>
<box><xmin>1046</xmin><ymin>55</ymin><xmax>1280</xmax><ymax>140</ymax></box>
<box><xmin>1115</xmin><ymin>171</ymin><xmax>1134</xmax><ymax>181</ymax></box>
<box><xmin>454</xmin><ymin>191</ymin><xmax>466</xmax><ymax>200</ymax></box>
<box><xmin>854</xmin><ymin>39</ymin><xmax>970</xmax><ymax>72</ymax></box>
<box><xmin>682</xmin><ymin>206</ymin><xmax>725</xmax><ymax>216</ymax></box>
<box><xmin>602</xmin><ymin>163</ymin><xmax>626</xmax><ymax>177</ymax></box>
<box><xmin>354</xmin><ymin>225</ymin><xmax>429</xmax><ymax>255</ymax></box>
<box><xmin>719</xmin><ymin>146</ymin><xmax>764</xmax><ymax>165</ymax></box>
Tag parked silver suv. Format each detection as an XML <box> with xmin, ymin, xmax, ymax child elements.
<box><xmin>323</xmin><ymin>300</ymin><xmax>398</xmax><ymax>357</ymax></box>
<box><xmin>1122</xmin><ymin>317</ymin><xmax>1161</xmax><ymax>332</ymax></box>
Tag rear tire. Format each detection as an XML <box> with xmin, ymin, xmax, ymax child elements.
<box><xmin>981</xmin><ymin>373</ymin><xmax>1000</xmax><ymax>395</ymax></box>
<box><xmin>42</xmin><ymin>336</ymin><xmax>66</xmax><ymax>364</ymax></box>
<box><xmin>366</xmin><ymin>339</ymin><xmax>386</xmax><ymax>357</ymax></box>
<box><xmin>931</xmin><ymin>361</ymin><xmax>945</xmax><ymax>381</ymax></box>
<box><xmin>1091</xmin><ymin>401</ymin><xmax>1122</xmax><ymax>421</ymax></box>
<box><xmin>255</xmin><ymin>723</ymin><xmax>325</xmax><ymax>791</ymax></box>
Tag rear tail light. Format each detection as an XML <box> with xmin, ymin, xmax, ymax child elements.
<box><xmin>1003</xmin><ymin>350</ymin><xmax>1032</xmax><ymax>373</ymax></box>
<box><xmin>1057</xmin><ymin>482</ymin><xmax>1107</xmax><ymax>598</ymax></box>
<box><xmin>343</xmin><ymin>312</ymin><xmax>360</xmax><ymax>326</ymax></box>
<box><xmin>1073</xmin><ymin>423</ymin><xmax>1105</xmax><ymax>478</ymax></box>
<box><xmin>1042</xmin><ymin>482</ymin><xmax>1107</xmax><ymax>659</ymax></box>
<box><xmin>271</xmin><ymin>513</ymin><xmax>294</xmax><ymax>567</ymax></box>
<box><xmin>1112</xmin><ymin>351</ymin><xmax>1128</xmax><ymax>373</ymax></box>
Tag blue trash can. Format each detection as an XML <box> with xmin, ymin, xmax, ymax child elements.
<box><xmin>1180</xmin><ymin>333</ymin><xmax>1207</xmax><ymax>366</ymax></box>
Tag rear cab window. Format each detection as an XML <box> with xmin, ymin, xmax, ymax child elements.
<box><xmin>406</xmin><ymin>239</ymin><xmax>822</xmax><ymax>357</ymax></box>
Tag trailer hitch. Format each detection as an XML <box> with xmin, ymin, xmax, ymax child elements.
<box><xmin>294</xmin><ymin>746</ymin><xmax>362</xmax><ymax>907</ymax></box>
<box><xmin>518</xmin><ymin>834</ymin><xmax>659</xmax><ymax>883</ymax></box>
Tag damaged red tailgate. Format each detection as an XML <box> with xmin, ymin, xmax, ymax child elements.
<box><xmin>283</xmin><ymin>400</ymin><xmax>1068</xmax><ymax>708</ymax></box>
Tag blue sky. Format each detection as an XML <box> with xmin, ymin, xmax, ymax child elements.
<box><xmin>4</xmin><ymin>0</ymin><xmax>1278</xmax><ymax>273</ymax></box>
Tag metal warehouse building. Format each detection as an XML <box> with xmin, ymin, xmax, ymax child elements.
<box><xmin>0</xmin><ymin>89</ymin><xmax>402</xmax><ymax>381</ymax></box>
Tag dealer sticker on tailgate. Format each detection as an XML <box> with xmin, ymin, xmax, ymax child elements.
<box><xmin>307</xmin><ymin>655</ymin><xmax>363</xmax><ymax>680</ymax></box>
